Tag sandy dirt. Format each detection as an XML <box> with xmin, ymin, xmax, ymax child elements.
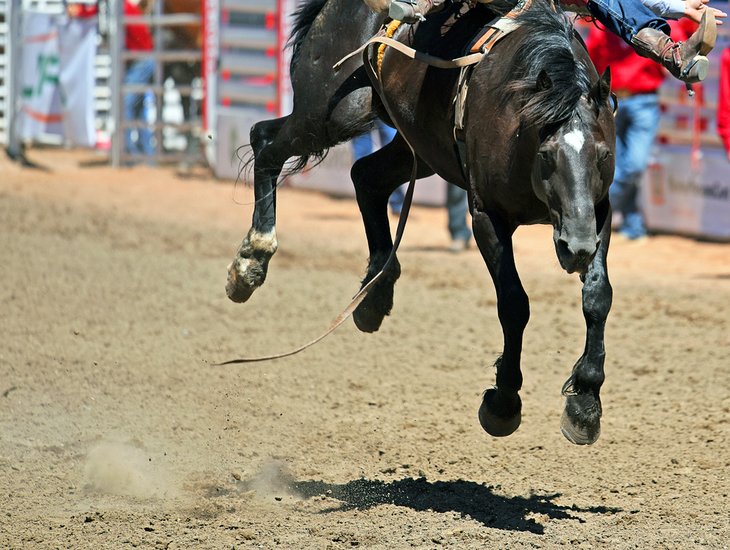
<box><xmin>0</xmin><ymin>149</ymin><xmax>728</xmax><ymax>549</ymax></box>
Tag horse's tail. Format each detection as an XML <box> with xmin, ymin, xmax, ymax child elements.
<box><xmin>288</xmin><ymin>0</ymin><xmax>330</xmax><ymax>77</ymax></box>
<box><xmin>235</xmin><ymin>142</ymin><xmax>329</xmax><ymax>186</ymax></box>
<box><xmin>282</xmin><ymin>0</ymin><xmax>332</xmax><ymax>173</ymax></box>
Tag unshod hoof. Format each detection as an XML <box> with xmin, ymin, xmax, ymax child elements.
<box><xmin>478</xmin><ymin>389</ymin><xmax>521</xmax><ymax>437</ymax></box>
<box><xmin>226</xmin><ymin>257</ymin><xmax>265</xmax><ymax>303</ymax></box>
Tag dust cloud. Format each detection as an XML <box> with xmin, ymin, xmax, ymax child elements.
<box><xmin>83</xmin><ymin>441</ymin><xmax>178</xmax><ymax>500</ymax></box>
<box><xmin>241</xmin><ymin>460</ymin><xmax>300</xmax><ymax>500</ymax></box>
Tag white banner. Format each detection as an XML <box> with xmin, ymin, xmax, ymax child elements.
<box><xmin>18</xmin><ymin>12</ymin><xmax>96</xmax><ymax>146</ymax></box>
<box><xmin>58</xmin><ymin>16</ymin><xmax>97</xmax><ymax>146</ymax></box>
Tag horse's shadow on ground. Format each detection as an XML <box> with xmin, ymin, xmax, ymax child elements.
<box><xmin>289</xmin><ymin>477</ymin><xmax>620</xmax><ymax>534</ymax></box>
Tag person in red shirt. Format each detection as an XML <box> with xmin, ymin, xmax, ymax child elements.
<box><xmin>67</xmin><ymin>2</ymin><xmax>98</xmax><ymax>19</ymax></box>
<box><xmin>123</xmin><ymin>0</ymin><xmax>155</xmax><ymax>156</ymax></box>
<box><xmin>586</xmin><ymin>21</ymin><xmax>694</xmax><ymax>240</ymax></box>
<box><xmin>717</xmin><ymin>48</ymin><xmax>730</xmax><ymax>160</ymax></box>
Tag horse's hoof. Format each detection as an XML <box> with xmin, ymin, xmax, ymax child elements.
<box><xmin>352</xmin><ymin>276</ymin><xmax>396</xmax><ymax>333</ymax></box>
<box><xmin>226</xmin><ymin>257</ymin><xmax>265</xmax><ymax>303</ymax></box>
<box><xmin>478</xmin><ymin>389</ymin><xmax>521</xmax><ymax>437</ymax></box>
<box><xmin>560</xmin><ymin>393</ymin><xmax>601</xmax><ymax>445</ymax></box>
<box><xmin>352</xmin><ymin>307</ymin><xmax>385</xmax><ymax>333</ymax></box>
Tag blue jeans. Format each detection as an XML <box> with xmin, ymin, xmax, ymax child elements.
<box><xmin>124</xmin><ymin>59</ymin><xmax>156</xmax><ymax>156</ymax></box>
<box><xmin>351</xmin><ymin>119</ymin><xmax>397</xmax><ymax>160</ymax></box>
<box><xmin>587</xmin><ymin>0</ymin><xmax>669</xmax><ymax>44</ymax></box>
<box><xmin>446</xmin><ymin>183</ymin><xmax>471</xmax><ymax>242</ymax></box>
<box><xmin>611</xmin><ymin>93</ymin><xmax>660</xmax><ymax>239</ymax></box>
<box><xmin>351</xmin><ymin>120</ymin><xmax>401</xmax><ymax>212</ymax></box>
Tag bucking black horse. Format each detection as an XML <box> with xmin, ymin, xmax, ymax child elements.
<box><xmin>226</xmin><ymin>0</ymin><xmax>616</xmax><ymax>445</ymax></box>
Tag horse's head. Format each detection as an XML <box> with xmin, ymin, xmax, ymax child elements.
<box><xmin>532</xmin><ymin>68</ymin><xmax>615</xmax><ymax>274</ymax></box>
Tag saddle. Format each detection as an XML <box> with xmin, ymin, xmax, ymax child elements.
<box><xmin>347</xmin><ymin>0</ymin><xmax>537</xmax><ymax>178</ymax></box>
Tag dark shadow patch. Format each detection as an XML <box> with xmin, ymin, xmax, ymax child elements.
<box><xmin>223</xmin><ymin>477</ymin><xmax>623</xmax><ymax>535</ymax></box>
<box><xmin>5</xmin><ymin>147</ymin><xmax>51</xmax><ymax>171</ymax></box>
<box><xmin>290</xmin><ymin>476</ymin><xmax>620</xmax><ymax>534</ymax></box>
<box><xmin>77</xmin><ymin>157</ymin><xmax>111</xmax><ymax>168</ymax></box>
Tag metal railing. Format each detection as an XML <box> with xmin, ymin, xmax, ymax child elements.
<box><xmin>109</xmin><ymin>0</ymin><xmax>202</xmax><ymax>167</ymax></box>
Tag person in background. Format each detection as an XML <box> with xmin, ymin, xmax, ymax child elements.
<box><xmin>351</xmin><ymin>125</ymin><xmax>471</xmax><ymax>250</ymax></box>
<box><xmin>351</xmin><ymin>119</ymin><xmax>402</xmax><ymax>213</ymax></box>
<box><xmin>123</xmin><ymin>0</ymin><xmax>155</xmax><ymax>157</ymax></box>
<box><xmin>717</xmin><ymin>48</ymin><xmax>730</xmax><ymax>161</ymax></box>
<box><xmin>586</xmin><ymin>19</ymin><xmax>695</xmax><ymax>241</ymax></box>
<box><xmin>66</xmin><ymin>1</ymin><xmax>97</xmax><ymax>19</ymax></box>
<box><xmin>446</xmin><ymin>183</ymin><xmax>471</xmax><ymax>252</ymax></box>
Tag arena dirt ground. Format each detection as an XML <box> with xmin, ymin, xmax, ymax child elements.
<box><xmin>1</xmin><ymin>149</ymin><xmax>728</xmax><ymax>549</ymax></box>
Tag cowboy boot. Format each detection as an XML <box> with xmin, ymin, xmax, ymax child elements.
<box><xmin>630</xmin><ymin>10</ymin><xmax>716</xmax><ymax>83</ymax></box>
<box><xmin>388</xmin><ymin>0</ymin><xmax>446</xmax><ymax>23</ymax></box>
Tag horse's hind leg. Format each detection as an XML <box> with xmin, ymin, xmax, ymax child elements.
<box><xmin>561</xmin><ymin>198</ymin><xmax>613</xmax><ymax>445</ymax></box>
<box><xmin>226</xmin><ymin>116</ymin><xmax>290</xmax><ymax>303</ymax></box>
<box><xmin>471</xmin><ymin>209</ymin><xmax>528</xmax><ymax>437</ymax></box>
<box><xmin>351</xmin><ymin>133</ymin><xmax>434</xmax><ymax>333</ymax></box>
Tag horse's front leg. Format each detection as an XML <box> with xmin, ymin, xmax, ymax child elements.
<box><xmin>226</xmin><ymin>117</ymin><xmax>288</xmax><ymax>303</ymax></box>
<box><xmin>351</xmin><ymin>134</ymin><xmax>434</xmax><ymax>333</ymax></box>
<box><xmin>561</xmin><ymin>198</ymin><xmax>613</xmax><ymax>445</ymax></box>
<box><xmin>472</xmin><ymin>209</ymin><xmax>528</xmax><ymax>437</ymax></box>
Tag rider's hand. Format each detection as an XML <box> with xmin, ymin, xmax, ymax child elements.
<box><xmin>685</xmin><ymin>0</ymin><xmax>727</xmax><ymax>26</ymax></box>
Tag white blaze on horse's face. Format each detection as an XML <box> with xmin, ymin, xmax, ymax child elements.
<box><xmin>563</xmin><ymin>128</ymin><xmax>585</xmax><ymax>153</ymax></box>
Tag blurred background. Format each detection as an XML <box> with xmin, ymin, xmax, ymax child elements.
<box><xmin>0</xmin><ymin>0</ymin><xmax>728</xmax><ymax>240</ymax></box>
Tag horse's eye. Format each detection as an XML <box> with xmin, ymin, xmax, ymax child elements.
<box><xmin>597</xmin><ymin>146</ymin><xmax>612</xmax><ymax>163</ymax></box>
<box><xmin>538</xmin><ymin>150</ymin><xmax>553</xmax><ymax>166</ymax></box>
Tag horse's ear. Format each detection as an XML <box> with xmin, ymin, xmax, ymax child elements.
<box><xmin>536</xmin><ymin>69</ymin><xmax>552</xmax><ymax>92</ymax></box>
<box><xmin>591</xmin><ymin>67</ymin><xmax>611</xmax><ymax>105</ymax></box>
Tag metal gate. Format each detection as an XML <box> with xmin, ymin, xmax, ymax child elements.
<box><xmin>0</xmin><ymin>0</ymin><xmax>10</xmax><ymax>144</ymax></box>
<box><xmin>204</xmin><ymin>0</ymin><xmax>295</xmax><ymax>179</ymax></box>
<box><xmin>1</xmin><ymin>0</ymin><xmax>202</xmax><ymax>168</ymax></box>
<box><xmin>109</xmin><ymin>0</ymin><xmax>203</xmax><ymax>167</ymax></box>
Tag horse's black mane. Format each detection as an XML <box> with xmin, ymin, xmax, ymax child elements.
<box><xmin>287</xmin><ymin>0</ymin><xmax>329</xmax><ymax>75</ymax></box>
<box><xmin>503</xmin><ymin>0</ymin><xmax>591</xmax><ymax>128</ymax></box>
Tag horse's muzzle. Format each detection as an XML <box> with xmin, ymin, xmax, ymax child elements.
<box><xmin>555</xmin><ymin>236</ymin><xmax>599</xmax><ymax>274</ymax></box>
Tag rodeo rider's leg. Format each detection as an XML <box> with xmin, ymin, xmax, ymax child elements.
<box><xmin>388</xmin><ymin>0</ymin><xmax>446</xmax><ymax>24</ymax></box>
<box><xmin>388</xmin><ymin>0</ymin><xmax>716</xmax><ymax>83</ymax></box>
<box><xmin>586</xmin><ymin>0</ymin><xmax>716</xmax><ymax>83</ymax></box>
